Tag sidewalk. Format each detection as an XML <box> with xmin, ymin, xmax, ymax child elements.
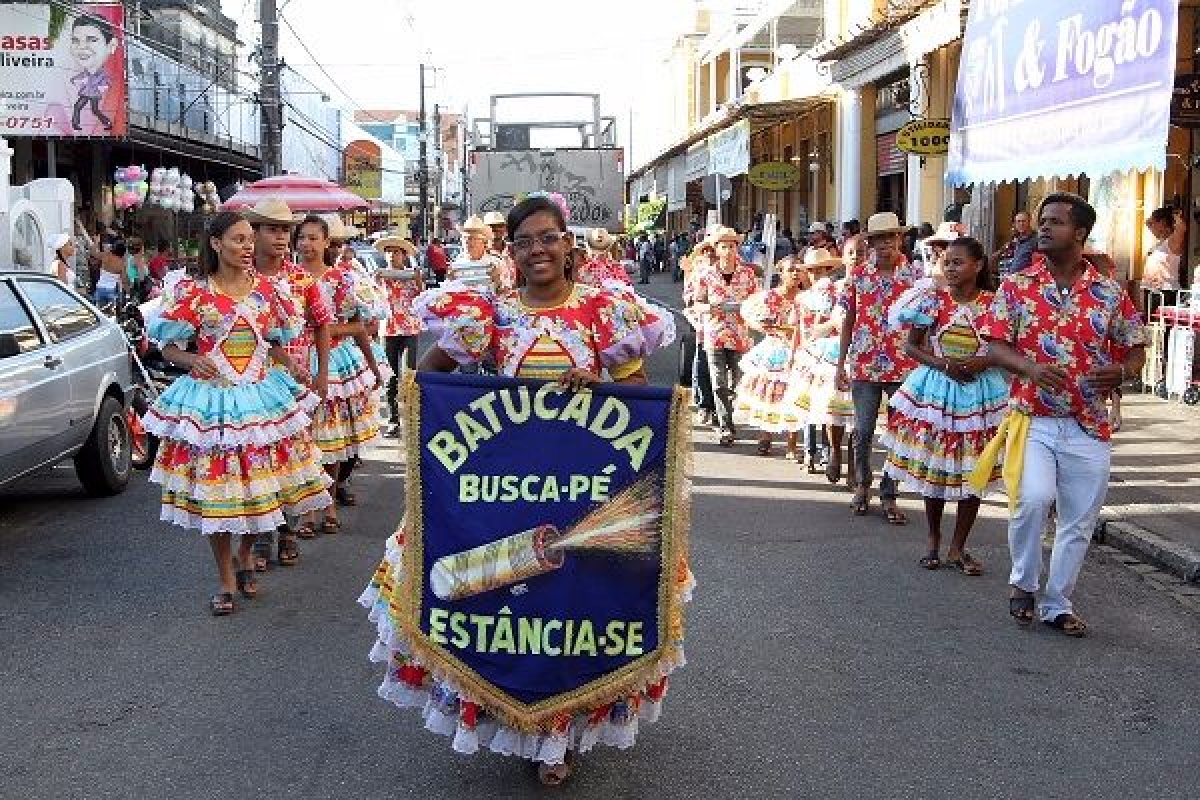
<box><xmin>1097</xmin><ymin>392</ymin><xmax>1200</xmax><ymax>582</ymax></box>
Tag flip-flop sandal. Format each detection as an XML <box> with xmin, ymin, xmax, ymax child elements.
<box><xmin>919</xmin><ymin>551</ymin><xmax>941</xmax><ymax>570</ymax></box>
<box><xmin>1009</xmin><ymin>594</ymin><xmax>1035</xmax><ymax>627</ymax></box>
<box><xmin>321</xmin><ymin>517</ymin><xmax>342</xmax><ymax>535</ymax></box>
<box><xmin>209</xmin><ymin>591</ymin><xmax>235</xmax><ymax>616</ymax></box>
<box><xmin>277</xmin><ymin>536</ymin><xmax>299</xmax><ymax>567</ymax></box>
<box><xmin>882</xmin><ymin>505</ymin><xmax>908</xmax><ymax>525</ymax></box>
<box><xmin>945</xmin><ymin>553</ymin><xmax>983</xmax><ymax>576</ymax></box>
<box><xmin>296</xmin><ymin>522</ymin><xmax>317</xmax><ymax>540</ymax></box>
<box><xmin>1044</xmin><ymin>612</ymin><xmax>1088</xmax><ymax>638</ymax></box>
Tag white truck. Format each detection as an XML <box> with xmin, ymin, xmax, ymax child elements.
<box><xmin>467</xmin><ymin>94</ymin><xmax>625</xmax><ymax>233</ymax></box>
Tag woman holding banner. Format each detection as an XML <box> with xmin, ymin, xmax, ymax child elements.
<box><xmin>360</xmin><ymin>194</ymin><xmax>687</xmax><ymax>786</ymax></box>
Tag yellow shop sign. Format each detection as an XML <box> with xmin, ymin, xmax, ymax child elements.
<box><xmin>896</xmin><ymin>119</ymin><xmax>951</xmax><ymax>156</ymax></box>
<box><xmin>748</xmin><ymin>161</ymin><xmax>801</xmax><ymax>190</ymax></box>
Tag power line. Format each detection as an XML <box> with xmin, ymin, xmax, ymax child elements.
<box><xmin>277</xmin><ymin>12</ymin><xmax>392</xmax><ymax>126</ymax></box>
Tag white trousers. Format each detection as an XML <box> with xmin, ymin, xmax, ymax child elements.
<box><xmin>1008</xmin><ymin>417</ymin><xmax>1112</xmax><ymax>622</ymax></box>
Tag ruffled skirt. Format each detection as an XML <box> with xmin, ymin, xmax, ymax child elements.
<box><xmin>359</xmin><ymin>529</ymin><xmax>694</xmax><ymax>766</ymax></box>
<box><xmin>311</xmin><ymin>339</ymin><xmax>381</xmax><ymax>462</ymax></box>
<box><xmin>881</xmin><ymin>365</ymin><xmax>1010</xmax><ymax>499</ymax></box>
<box><xmin>733</xmin><ymin>335</ymin><xmax>803</xmax><ymax>432</ymax></box>
<box><xmin>785</xmin><ymin>339</ymin><xmax>854</xmax><ymax>427</ymax></box>
<box><xmin>144</xmin><ymin>369</ymin><xmax>332</xmax><ymax>533</ymax></box>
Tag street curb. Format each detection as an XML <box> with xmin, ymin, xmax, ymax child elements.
<box><xmin>1095</xmin><ymin>514</ymin><xmax>1200</xmax><ymax>583</ymax></box>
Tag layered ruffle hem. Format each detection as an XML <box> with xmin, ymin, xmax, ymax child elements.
<box><xmin>358</xmin><ymin>531</ymin><xmax>695</xmax><ymax>766</ymax></box>
<box><xmin>881</xmin><ymin>365</ymin><xmax>1010</xmax><ymax>500</ymax></box>
<box><xmin>310</xmin><ymin>339</ymin><xmax>381</xmax><ymax>463</ymax></box>
<box><xmin>785</xmin><ymin>339</ymin><xmax>854</xmax><ymax>428</ymax></box>
<box><xmin>733</xmin><ymin>334</ymin><xmax>804</xmax><ymax>433</ymax></box>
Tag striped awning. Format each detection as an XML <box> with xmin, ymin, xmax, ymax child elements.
<box><xmin>222</xmin><ymin>173</ymin><xmax>370</xmax><ymax>212</ymax></box>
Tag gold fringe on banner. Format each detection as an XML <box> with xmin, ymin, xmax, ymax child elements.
<box><xmin>386</xmin><ymin>377</ymin><xmax>692</xmax><ymax>734</ymax></box>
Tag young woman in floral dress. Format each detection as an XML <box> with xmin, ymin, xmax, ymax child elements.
<box><xmin>292</xmin><ymin>216</ymin><xmax>382</xmax><ymax>533</ymax></box>
<box><xmin>144</xmin><ymin>212</ymin><xmax>331</xmax><ymax>615</ymax></box>
<box><xmin>359</xmin><ymin>195</ymin><xmax>681</xmax><ymax>787</ymax></box>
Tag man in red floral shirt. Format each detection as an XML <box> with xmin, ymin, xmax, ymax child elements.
<box><xmin>836</xmin><ymin>212</ymin><xmax>919</xmax><ymax>523</ymax></box>
<box><xmin>979</xmin><ymin>192</ymin><xmax>1145</xmax><ymax>637</ymax></box>
<box><xmin>691</xmin><ymin>227</ymin><xmax>760</xmax><ymax>446</ymax></box>
<box><xmin>376</xmin><ymin>236</ymin><xmax>424</xmax><ymax>436</ymax></box>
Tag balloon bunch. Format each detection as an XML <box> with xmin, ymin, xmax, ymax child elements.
<box><xmin>194</xmin><ymin>181</ymin><xmax>220</xmax><ymax>214</ymax></box>
<box><xmin>112</xmin><ymin>165</ymin><xmax>149</xmax><ymax>211</ymax></box>
<box><xmin>146</xmin><ymin>168</ymin><xmax>197</xmax><ymax>213</ymax></box>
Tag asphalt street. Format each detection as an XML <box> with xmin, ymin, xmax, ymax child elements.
<box><xmin>2</xmin><ymin>271</ymin><xmax>1199</xmax><ymax>800</ymax></box>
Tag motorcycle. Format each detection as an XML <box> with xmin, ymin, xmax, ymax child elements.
<box><xmin>111</xmin><ymin>300</ymin><xmax>183</xmax><ymax>469</ymax></box>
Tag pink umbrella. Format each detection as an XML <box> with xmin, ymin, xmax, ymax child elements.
<box><xmin>222</xmin><ymin>173</ymin><xmax>369</xmax><ymax>212</ymax></box>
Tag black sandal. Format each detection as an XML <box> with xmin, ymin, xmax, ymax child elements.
<box><xmin>321</xmin><ymin>516</ymin><xmax>342</xmax><ymax>535</ymax></box>
<box><xmin>252</xmin><ymin>537</ymin><xmax>272</xmax><ymax>573</ymax></box>
<box><xmin>882</xmin><ymin>504</ymin><xmax>908</xmax><ymax>525</ymax></box>
<box><xmin>209</xmin><ymin>591</ymin><xmax>235</xmax><ymax>616</ymax></box>
<box><xmin>851</xmin><ymin>493</ymin><xmax>868</xmax><ymax>516</ymax></box>
<box><xmin>1044</xmin><ymin>612</ymin><xmax>1088</xmax><ymax>638</ymax></box>
<box><xmin>296</xmin><ymin>522</ymin><xmax>317</xmax><ymax>540</ymax></box>
<box><xmin>919</xmin><ymin>551</ymin><xmax>941</xmax><ymax>570</ymax></box>
<box><xmin>945</xmin><ymin>552</ymin><xmax>983</xmax><ymax>576</ymax></box>
<box><xmin>235</xmin><ymin>569</ymin><xmax>258</xmax><ymax>600</ymax></box>
<box><xmin>335</xmin><ymin>486</ymin><xmax>357</xmax><ymax>506</ymax></box>
<box><xmin>1009</xmin><ymin>593</ymin><xmax>1035</xmax><ymax>627</ymax></box>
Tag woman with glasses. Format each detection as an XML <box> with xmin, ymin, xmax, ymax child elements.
<box><xmin>360</xmin><ymin>194</ymin><xmax>680</xmax><ymax>786</ymax></box>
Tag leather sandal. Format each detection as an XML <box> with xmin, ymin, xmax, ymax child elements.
<box><xmin>1044</xmin><ymin>612</ymin><xmax>1088</xmax><ymax>638</ymax></box>
<box><xmin>235</xmin><ymin>569</ymin><xmax>258</xmax><ymax>600</ymax></box>
<box><xmin>209</xmin><ymin>591</ymin><xmax>235</xmax><ymax>616</ymax></box>
<box><xmin>277</xmin><ymin>536</ymin><xmax>299</xmax><ymax>567</ymax></box>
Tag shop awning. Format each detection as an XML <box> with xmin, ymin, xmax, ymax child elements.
<box><xmin>223</xmin><ymin>173</ymin><xmax>370</xmax><ymax>212</ymax></box>
<box><xmin>947</xmin><ymin>1</ymin><xmax>1179</xmax><ymax>186</ymax></box>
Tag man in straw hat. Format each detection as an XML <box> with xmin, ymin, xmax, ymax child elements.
<box><xmin>690</xmin><ymin>226</ymin><xmax>759</xmax><ymax>446</ymax></box>
<box><xmin>482</xmin><ymin>211</ymin><xmax>509</xmax><ymax>257</ymax></box>
<box><xmin>375</xmin><ymin>235</ymin><xmax>423</xmax><ymax>436</ymax></box>
<box><xmin>450</xmin><ymin>215</ymin><xmax>508</xmax><ymax>290</ymax></box>
<box><xmin>835</xmin><ymin>211</ymin><xmax>920</xmax><ymax>524</ymax></box>
<box><xmin>246</xmin><ymin>197</ymin><xmax>333</xmax><ymax>568</ymax></box>
<box><xmin>576</xmin><ymin>228</ymin><xmax>630</xmax><ymax>287</ymax></box>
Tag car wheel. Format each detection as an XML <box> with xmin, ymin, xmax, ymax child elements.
<box><xmin>128</xmin><ymin>389</ymin><xmax>159</xmax><ymax>470</ymax></box>
<box><xmin>75</xmin><ymin>395</ymin><xmax>132</xmax><ymax>495</ymax></box>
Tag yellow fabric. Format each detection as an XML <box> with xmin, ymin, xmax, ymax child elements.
<box><xmin>609</xmin><ymin>357</ymin><xmax>644</xmax><ymax>380</ymax></box>
<box><xmin>968</xmin><ymin>411</ymin><xmax>1031</xmax><ymax>514</ymax></box>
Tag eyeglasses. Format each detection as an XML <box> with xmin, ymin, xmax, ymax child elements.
<box><xmin>510</xmin><ymin>231</ymin><xmax>569</xmax><ymax>252</ymax></box>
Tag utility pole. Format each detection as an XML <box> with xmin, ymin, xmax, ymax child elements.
<box><xmin>417</xmin><ymin>63</ymin><xmax>429</xmax><ymax>243</ymax></box>
<box><xmin>259</xmin><ymin>0</ymin><xmax>283</xmax><ymax>176</ymax></box>
<box><xmin>433</xmin><ymin>102</ymin><xmax>443</xmax><ymax>239</ymax></box>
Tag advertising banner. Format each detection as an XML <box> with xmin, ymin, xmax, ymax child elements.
<box><xmin>343</xmin><ymin>139</ymin><xmax>383</xmax><ymax>200</ymax></box>
<box><xmin>0</xmin><ymin>2</ymin><xmax>127</xmax><ymax>136</ymax></box>
<box><xmin>948</xmin><ymin>1</ymin><xmax>1179</xmax><ymax>186</ymax></box>
<box><xmin>382</xmin><ymin>372</ymin><xmax>690</xmax><ymax>731</ymax></box>
<box><xmin>707</xmin><ymin>119</ymin><xmax>750</xmax><ymax>177</ymax></box>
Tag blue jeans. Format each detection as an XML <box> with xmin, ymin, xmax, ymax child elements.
<box><xmin>93</xmin><ymin>286</ymin><xmax>119</xmax><ymax>307</ymax></box>
<box><xmin>850</xmin><ymin>380</ymin><xmax>902</xmax><ymax>500</ymax></box>
<box><xmin>1009</xmin><ymin>418</ymin><xmax>1111</xmax><ymax>621</ymax></box>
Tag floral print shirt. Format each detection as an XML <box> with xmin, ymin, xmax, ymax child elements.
<box><xmin>416</xmin><ymin>283</ymin><xmax>673</xmax><ymax>380</ymax></box>
<box><xmin>269</xmin><ymin>264</ymin><xmax>334</xmax><ymax>365</ymax></box>
<box><xmin>977</xmin><ymin>256</ymin><xmax>1146</xmax><ymax>440</ymax></box>
<box><xmin>692</xmin><ymin>261</ymin><xmax>759</xmax><ymax>352</ymax></box>
<box><xmin>382</xmin><ymin>277</ymin><xmax>424</xmax><ymax>337</ymax></box>
<box><xmin>843</xmin><ymin>257</ymin><xmax>919</xmax><ymax>382</ymax></box>
<box><xmin>311</xmin><ymin>264</ymin><xmax>372</xmax><ymax>345</ymax></box>
<box><xmin>576</xmin><ymin>255</ymin><xmax>632</xmax><ymax>288</ymax></box>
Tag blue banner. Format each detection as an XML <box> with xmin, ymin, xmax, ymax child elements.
<box><xmin>395</xmin><ymin>372</ymin><xmax>689</xmax><ymax>728</ymax></box>
<box><xmin>948</xmin><ymin>1</ymin><xmax>1179</xmax><ymax>186</ymax></box>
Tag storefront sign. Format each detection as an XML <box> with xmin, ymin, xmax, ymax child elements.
<box><xmin>1171</xmin><ymin>73</ymin><xmax>1200</xmax><ymax>128</ymax></box>
<box><xmin>877</xmin><ymin>132</ymin><xmax>906</xmax><ymax>176</ymax></box>
<box><xmin>896</xmin><ymin>118</ymin><xmax>951</xmax><ymax>156</ymax></box>
<box><xmin>748</xmin><ymin>161</ymin><xmax>801</xmax><ymax>190</ymax></box>
<box><xmin>948</xmin><ymin>1</ymin><xmax>1179</xmax><ymax>185</ymax></box>
<box><xmin>343</xmin><ymin>140</ymin><xmax>382</xmax><ymax>200</ymax></box>
<box><xmin>387</xmin><ymin>373</ymin><xmax>689</xmax><ymax>731</ymax></box>
<box><xmin>0</xmin><ymin>2</ymin><xmax>128</xmax><ymax>136</ymax></box>
<box><xmin>707</xmin><ymin>119</ymin><xmax>751</xmax><ymax>177</ymax></box>
<box><xmin>684</xmin><ymin>142</ymin><xmax>708</xmax><ymax>182</ymax></box>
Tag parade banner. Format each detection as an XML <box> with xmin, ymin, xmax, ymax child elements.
<box><xmin>0</xmin><ymin>2</ymin><xmax>128</xmax><ymax>136</ymax></box>
<box><xmin>395</xmin><ymin>372</ymin><xmax>690</xmax><ymax>730</ymax></box>
<box><xmin>948</xmin><ymin>1</ymin><xmax>1179</xmax><ymax>186</ymax></box>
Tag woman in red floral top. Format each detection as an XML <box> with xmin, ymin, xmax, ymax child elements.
<box><xmin>978</xmin><ymin>193</ymin><xmax>1145</xmax><ymax>637</ymax></box>
<box><xmin>375</xmin><ymin>236</ymin><xmax>424</xmax><ymax>435</ymax></box>
<box><xmin>836</xmin><ymin>212</ymin><xmax>919</xmax><ymax>523</ymax></box>
<box><xmin>690</xmin><ymin>227</ymin><xmax>760</xmax><ymax>447</ymax></box>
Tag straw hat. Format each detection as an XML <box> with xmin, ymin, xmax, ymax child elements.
<box><xmin>802</xmin><ymin>247</ymin><xmax>842</xmax><ymax>269</ymax></box>
<box><xmin>585</xmin><ymin>228</ymin><xmax>615</xmax><ymax>252</ymax></box>
<box><xmin>243</xmin><ymin>197</ymin><xmax>301</xmax><ymax>226</ymax></box>
<box><xmin>321</xmin><ymin>215</ymin><xmax>356</xmax><ymax>242</ymax></box>
<box><xmin>865</xmin><ymin>211</ymin><xmax>906</xmax><ymax>236</ymax></box>
<box><xmin>923</xmin><ymin>221</ymin><xmax>960</xmax><ymax>246</ymax></box>
<box><xmin>708</xmin><ymin>226</ymin><xmax>743</xmax><ymax>245</ymax></box>
<box><xmin>461</xmin><ymin>215</ymin><xmax>490</xmax><ymax>236</ymax></box>
<box><xmin>482</xmin><ymin>211</ymin><xmax>507</xmax><ymax>227</ymax></box>
<box><xmin>374</xmin><ymin>236</ymin><xmax>416</xmax><ymax>256</ymax></box>
<box><xmin>49</xmin><ymin>232</ymin><xmax>71</xmax><ymax>252</ymax></box>
<box><xmin>807</xmin><ymin>221</ymin><xmax>827</xmax><ymax>234</ymax></box>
